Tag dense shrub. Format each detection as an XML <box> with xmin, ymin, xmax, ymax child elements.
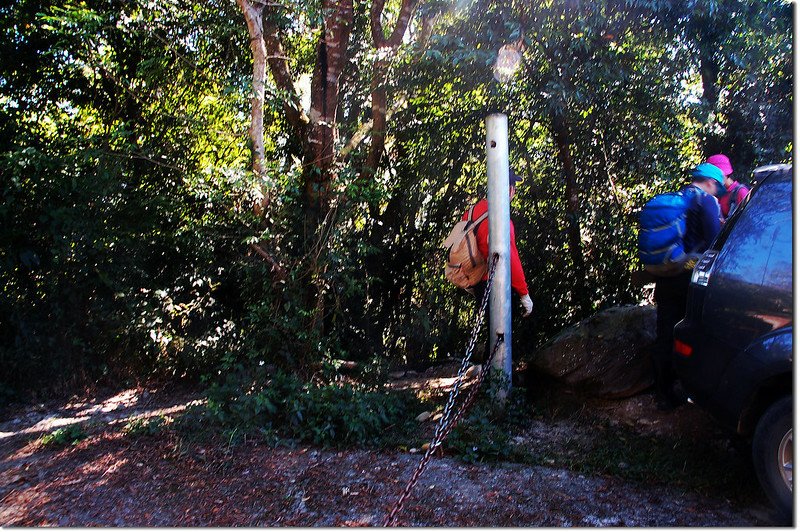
<box><xmin>204</xmin><ymin>369</ymin><xmax>422</xmax><ymax>447</ymax></box>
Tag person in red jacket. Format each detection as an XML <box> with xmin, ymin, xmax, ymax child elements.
<box><xmin>464</xmin><ymin>169</ymin><xmax>533</xmax><ymax>361</ymax></box>
<box><xmin>707</xmin><ymin>154</ymin><xmax>750</xmax><ymax>221</ymax></box>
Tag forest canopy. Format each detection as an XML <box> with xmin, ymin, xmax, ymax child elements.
<box><xmin>0</xmin><ymin>0</ymin><xmax>792</xmax><ymax>401</ymax></box>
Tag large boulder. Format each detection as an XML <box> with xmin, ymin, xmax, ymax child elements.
<box><xmin>524</xmin><ymin>305</ymin><xmax>657</xmax><ymax>399</ymax></box>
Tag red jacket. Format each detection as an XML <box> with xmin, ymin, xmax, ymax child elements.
<box><xmin>719</xmin><ymin>180</ymin><xmax>750</xmax><ymax>218</ymax></box>
<box><xmin>462</xmin><ymin>198</ymin><xmax>529</xmax><ymax>296</ymax></box>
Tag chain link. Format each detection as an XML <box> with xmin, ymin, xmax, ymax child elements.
<box><xmin>383</xmin><ymin>254</ymin><xmax>502</xmax><ymax>527</ymax></box>
<box><xmin>440</xmin><ymin>335</ymin><xmax>504</xmax><ymax>440</ymax></box>
<box><xmin>430</xmin><ymin>254</ymin><xmax>499</xmax><ymax>448</ymax></box>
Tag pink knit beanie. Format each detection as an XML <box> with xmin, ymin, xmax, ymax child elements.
<box><xmin>706</xmin><ymin>154</ymin><xmax>733</xmax><ymax>176</ymax></box>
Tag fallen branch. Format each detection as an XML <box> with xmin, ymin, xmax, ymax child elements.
<box><xmin>249</xmin><ymin>242</ymin><xmax>287</xmax><ymax>280</ymax></box>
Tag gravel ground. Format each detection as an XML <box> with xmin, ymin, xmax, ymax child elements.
<box><xmin>0</xmin><ymin>370</ymin><xmax>787</xmax><ymax>527</ymax></box>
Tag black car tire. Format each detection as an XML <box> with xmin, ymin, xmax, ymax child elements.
<box><xmin>752</xmin><ymin>396</ymin><xmax>793</xmax><ymax>521</ymax></box>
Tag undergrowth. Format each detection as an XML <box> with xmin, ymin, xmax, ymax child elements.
<box><xmin>444</xmin><ymin>377</ymin><xmax>530</xmax><ymax>463</ymax></box>
<box><xmin>196</xmin><ymin>369</ymin><xmax>426</xmax><ymax>449</ymax></box>
<box><xmin>173</xmin><ymin>367</ymin><xmax>760</xmax><ymax>506</ymax></box>
<box><xmin>123</xmin><ymin>416</ymin><xmax>167</xmax><ymax>437</ymax></box>
<box><xmin>39</xmin><ymin>423</ymin><xmax>87</xmax><ymax>448</ymax></box>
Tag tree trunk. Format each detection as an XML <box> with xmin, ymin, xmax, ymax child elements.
<box><xmin>550</xmin><ymin>108</ymin><xmax>590</xmax><ymax>314</ymax></box>
<box><xmin>237</xmin><ymin>0</ymin><xmax>269</xmax><ymax>215</ymax></box>
<box><xmin>694</xmin><ymin>15</ymin><xmax>720</xmax><ymax>154</ymax></box>
<box><xmin>363</xmin><ymin>59</ymin><xmax>389</xmax><ymax>181</ymax></box>
<box><xmin>303</xmin><ymin>0</ymin><xmax>354</xmax><ymax>240</ymax></box>
<box><xmin>700</xmin><ymin>53</ymin><xmax>719</xmax><ymax>111</ymax></box>
<box><xmin>262</xmin><ymin>15</ymin><xmax>308</xmax><ymax>152</ymax></box>
<box><xmin>361</xmin><ymin>0</ymin><xmax>417</xmax><ymax>185</ymax></box>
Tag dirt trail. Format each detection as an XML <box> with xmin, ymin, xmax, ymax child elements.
<box><xmin>0</xmin><ymin>368</ymin><xmax>784</xmax><ymax>526</ymax></box>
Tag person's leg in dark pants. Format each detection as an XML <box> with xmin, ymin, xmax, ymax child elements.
<box><xmin>471</xmin><ymin>280</ymin><xmax>490</xmax><ymax>362</ymax></box>
<box><xmin>652</xmin><ymin>271</ymin><xmax>691</xmax><ymax>409</ymax></box>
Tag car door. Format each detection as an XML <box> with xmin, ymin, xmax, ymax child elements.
<box><xmin>702</xmin><ymin>168</ymin><xmax>792</xmax><ymax>356</ymax></box>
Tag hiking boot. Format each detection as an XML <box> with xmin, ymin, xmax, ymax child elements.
<box><xmin>654</xmin><ymin>390</ymin><xmax>682</xmax><ymax>412</ymax></box>
<box><xmin>671</xmin><ymin>381</ymin><xmax>690</xmax><ymax>404</ymax></box>
<box><xmin>656</xmin><ymin>397</ymin><xmax>679</xmax><ymax>412</ymax></box>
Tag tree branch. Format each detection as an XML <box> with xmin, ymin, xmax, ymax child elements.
<box><xmin>371</xmin><ymin>0</ymin><xmax>418</xmax><ymax>48</ymax></box>
<box><xmin>262</xmin><ymin>12</ymin><xmax>308</xmax><ymax>134</ymax></box>
<box><xmin>340</xmin><ymin>95</ymin><xmax>407</xmax><ymax>159</ymax></box>
<box><xmin>249</xmin><ymin>242</ymin><xmax>287</xmax><ymax>280</ymax></box>
<box><xmin>340</xmin><ymin>118</ymin><xmax>374</xmax><ymax>159</ymax></box>
<box><xmin>361</xmin><ymin>0</ymin><xmax>418</xmax><ymax>180</ymax></box>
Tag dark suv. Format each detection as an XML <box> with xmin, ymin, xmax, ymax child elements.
<box><xmin>672</xmin><ymin>164</ymin><xmax>793</xmax><ymax>520</ymax></box>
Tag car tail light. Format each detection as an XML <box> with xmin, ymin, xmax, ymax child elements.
<box><xmin>674</xmin><ymin>339</ymin><xmax>693</xmax><ymax>357</ymax></box>
<box><xmin>690</xmin><ymin>250</ymin><xmax>718</xmax><ymax>286</ymax></box>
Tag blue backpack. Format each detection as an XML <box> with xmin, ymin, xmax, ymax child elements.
<box><xmin>638</xmin><ymin>187</ymin><xmax>700</xmax><ymax>274</ymax></box>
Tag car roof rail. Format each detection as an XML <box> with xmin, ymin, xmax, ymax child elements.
<box><xmin>753</xmin><ymin>163</ymin><xmax>792</xmax><ymax>175</ymax></box>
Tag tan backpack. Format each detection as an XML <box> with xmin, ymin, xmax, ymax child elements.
<box><xmin>442</xmin><ymin>204</ymin><xmax>489</xmax><ymax>289</ymax></box>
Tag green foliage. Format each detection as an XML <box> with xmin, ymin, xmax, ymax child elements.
<box><xmin>39</xmin><ymin>423</ymin><xmax>88</xmax><ymax>448</ymax></box>
<box><xmin>122</xmin><ymin>416</ymin><xmax>166</xmax><ymax>437</ymax></box>
<box><xmin>0</xmin><ymin>0</ymin><xmax>792</xmax><ymax>401</ymax></box>
<box><xmin>0</xmin><ymin>0</ymin><xmax>252</xmax><ymax>396</ymax></box>
<box><xmin>448</xmin><ymin>410</ymin><xmax>511</xmax><ymax>463</ymax></box>
<box><xmin>203</xmin><ymin>369</ymin><xmax>421</xmax><ymax>448</ymax></box>
<box><xmin>445</xmin><ymin>382</ymin><xmax>529</xmax><ymax>463</ymax></box>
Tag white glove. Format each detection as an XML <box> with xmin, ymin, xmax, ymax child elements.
<box><xmin>520</xmin><ymin>294</ymin><xmax>533</xmax><ymax>318</ymax></box>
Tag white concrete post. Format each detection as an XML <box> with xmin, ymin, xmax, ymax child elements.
<box><xmin>485</xmin><ymin>113</ymin><xmax>512</xmax><ymax>403</ymax></box>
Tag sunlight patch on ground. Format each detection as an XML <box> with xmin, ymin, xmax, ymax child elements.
<box><xmin>0</xmin><ymin>415</ymin><xmax>93</xmax><ymax>440</ymax></box>
<box><xmin>397</xmin><ymin>376</ymin><xmax>460</xmax><ymax>391</ymax></box>
<box><xmin>65</xmin><ymin>389</ymin><xmax>142</xmax><ymax>416</ymax></box>
<box><xmin>0</xmin><ymin>389</ymin><xmax>205</xmax><ymax>440</ymax></box>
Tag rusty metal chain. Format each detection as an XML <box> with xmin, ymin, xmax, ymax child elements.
<box><xmin>383</xmin><ymin>254</ymin><xmax>502</xmax><ymax>527</ymax></box>
<box><xmin>440</xmin><ymin>335</ymin><xmax>504</xmax><ymax>439</ymax></box>
<box><xmin>429</xmin><ymin>254</ymin><xmax>499</xmax><ymax>447</ymax></box>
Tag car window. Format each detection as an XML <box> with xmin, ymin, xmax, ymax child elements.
<box><xmin>710</xmin><ymin>179</ymin><xmax>786</xmax><ymax>285</ymax></box>
<box><xmin>702</xmin><ymin>169</ymin><xmax>792</xmax><ymax>342</ymax></box>
<box><xmin>764</xmin><ymin>209</ymin><xmax>792</xmax><ymax>292</ymax></box>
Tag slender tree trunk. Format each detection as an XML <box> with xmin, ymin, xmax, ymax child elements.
<box><xmin>694</xmin><ymin>15</ymin><xmax>720</xmax><ymax>154</ymax></box>
<box><xmin>237</xmin><ymin>0</ymin><xmax>270</xmax><ymax>215</ymax></box>
<box><xmin>699</xmin><ymin>38</ymin><xmax>720</xmax><ymax>154</ymax></box>
<box><xmin>364</xmin><ymin>59</ymin><xmax>389</xmax><ymax>181</ymax></box>
<box><xmin>361</xmin><ymin>0</ymin><xmax>417</xmax><ymax>184</ymax></box>
<box><xmin>700</xmin><ymin>53</ymin><xmax>719</xmax><ymax>111</ymax></box>
<box><xmin>303</xmin><ymin>0</ymin><xmax>354</xmax><ymax>240</ymax></box>
<box><xmin>550</xmin><ymin>108</ymin><xmax>590</xmax><ymax>314</ymax></box>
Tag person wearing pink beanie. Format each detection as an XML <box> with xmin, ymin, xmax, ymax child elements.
<box><xmin>706</xmin><ymin>154</ymin><xmax>750</xmax><ymax>220</ymax></box>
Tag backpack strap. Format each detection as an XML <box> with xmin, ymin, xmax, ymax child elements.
<box><xmin>729</xmin><ymin>183</ymin><xmax>745</xmax><ymax>212</ymax></box>
<box><xmin>472</xmin><ymin>210</ymin><xmax>489</xmax><ymax>227</ymax></box>
<box><xmin>466</xmin><ymin>204</ymin><xmax>489</xmax><ymax>230</ymax></box>
<box><xmin>683</xmin><ymin>186</ymin><xmax>713</xmax><ymax>255</ymax></box>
